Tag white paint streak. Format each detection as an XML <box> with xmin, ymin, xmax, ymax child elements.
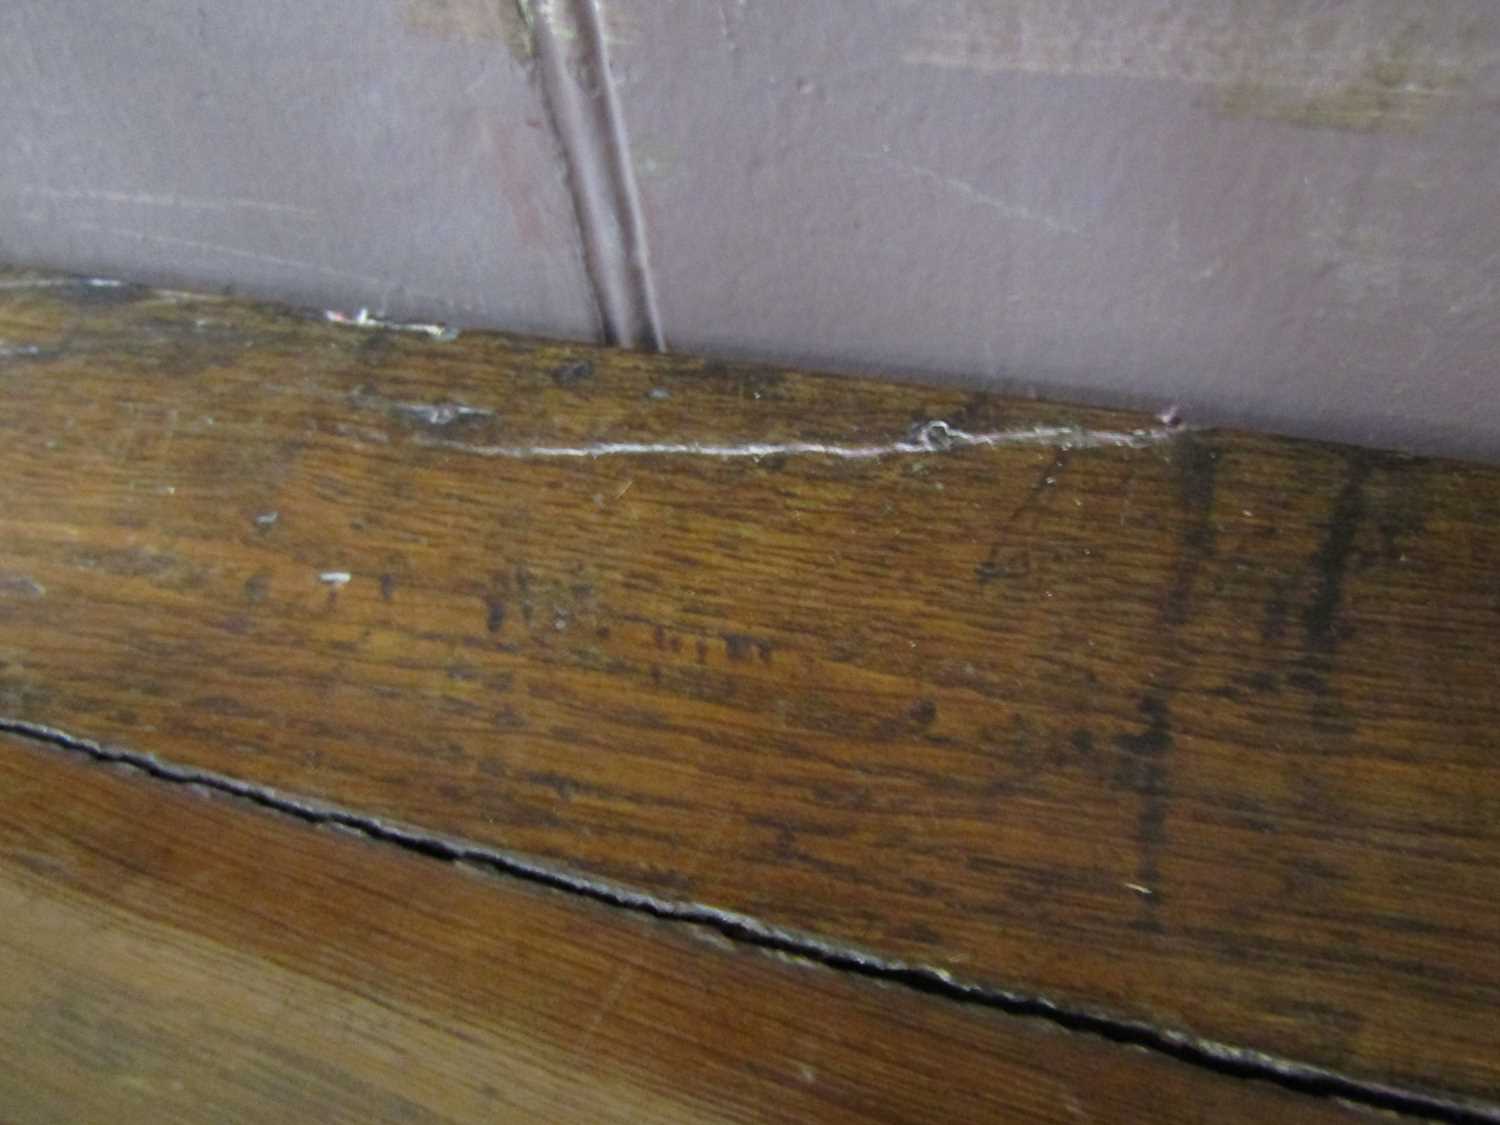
<box><xmin>0</xmin><ymin>277</ymin><xmax>123</xmax><ymax>291</ymax></box>
<box><xmin>18</xmin><ymin>186</ymin><xmax>316</xmax><ymax>218</ymax></box>
<box><xmin>325</xmin><ymin>307</ymin><xmax>459</xmax><ymax>341</ymax></box>
<box><xmin>319</xmin><ymin>571</ymin><xmax>352</xmax><ymax>587</ymax></box>
<box><xmin>845</xmin><ymin>149</ymin><xmax>1079</xmax><ymax>235</ymax></box>
<box><xmin>417</xmin><ymin>420</ymin><xmax>1175</xmax><ymax>461</ymax></box>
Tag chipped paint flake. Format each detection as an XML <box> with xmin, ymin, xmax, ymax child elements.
<box><xmin>324</xmin><ymin>307</ymin><xmax>459</xmax><ymax>341</ymax></box>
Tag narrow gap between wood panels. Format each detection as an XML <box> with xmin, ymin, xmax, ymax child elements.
<box><xmin>1</xmin><ymin>717</ymin><xmax>1493</xmax><ymax>1125</ymax></box>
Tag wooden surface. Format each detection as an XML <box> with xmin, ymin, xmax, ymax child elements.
<box><xmin>0</xmin><ymin>733</ymin><xmax>1380</xmax><ymax>1124</ymax></box>
<box><xmin>1</xmin><ymin>270</ymin><xmax>1497</xmax><ymax>1118</ymax></box>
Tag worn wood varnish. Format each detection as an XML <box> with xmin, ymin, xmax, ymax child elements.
<box><xmin>1</xmin><ymin>272</ymin><xmax>1497</xmax><ymax>1113</ymax></box>
<box><xmin>0</xmin><ymin>733</ymin><xmax>1386</xmax><ymax>1123</ymax></box>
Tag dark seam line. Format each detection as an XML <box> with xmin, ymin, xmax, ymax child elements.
<box><xmin>1</xmin><ymin>715</ymin><xmax>1493</xmax><ymax>1125</ymax></box>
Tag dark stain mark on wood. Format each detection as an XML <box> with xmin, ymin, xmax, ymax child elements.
<box><xmin>722</xmin><ymin>633</ymin><xmax>771</xmax><ymax>663</ymax></box>
<box><xmin>1163</xmin><ymin>437</ymin><xmax>1218</xmax><ymax>626</ymax></box>
<box><xmin>976</xmin><ymin>548</ymin><xmax>1030</xmax><ymax>584</ymax></box>
<box><xmin>1287</xmin><ymin>669</ymin><xmax>1326</xmax><ymax>694</ymax></box>
<box><xmin>1110</xmin><ymin>437</ymin><xmax>1218</xmax><ymax>930</ymax></box>
<box><xmin>1304</xmin><ymin>452</ymin><xmax>1372</xmax><ymax>653</ymax></box>
<box><xmin>909</xmin><ymin>699</ymin><xmax>938</xmax><ymax>726</ymax></box>
<box><xmin>514</xmin><ymin>565</ymin><xmax>534</xmax><ymax>625</ymax></box>
<box><xmin>379</xmin><ymin>573</ymin><xmax>397</xmax><ymax>602</ymax></box>
<box><xmin>1260</xmin><ymin>577</ymin><xmax>1292</xmax><ymax>643</ymax></box>
<box><xmin>1114</xmin><ymin>693</ymin><xmax>1173</xmax><ymax>931</ymax></box>
<box><xmin>243</xmin><ymin>571</ymin><xmax>272</xmax><ymax>605</ymax></box>
<box><xmin>551</xmin><ymin>359</ymin><xmax>593</xmax><ymax>388</ymax></box>
<box><xmin>485</xmin><ymin>596</ymin><xmax>507</xmax><ymax>635</ymax></box>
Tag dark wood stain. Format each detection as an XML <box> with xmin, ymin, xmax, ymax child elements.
<box><xmin>1303</xmin><ymin>451</ymin><xmax>1371</xmax><ymax>653</ymax></box>
<box><xmin>551</xmin><ymin>358</ymin><xmax>593</xmax><ymax>388</ymax></box>
<box><xmin>485</xmin><ymin>595</ymin><xmax>507</xmax><ymax>634</ymax></box>
<box><xmin>1113</xmin><ymin>692</ymin><xmax>1174</xmax><ymax>931</ymax></box>
<box><xmin>1163</xmin><ymin>435</ymin><xmax>1219</xmax><ymax>626</ymax></box>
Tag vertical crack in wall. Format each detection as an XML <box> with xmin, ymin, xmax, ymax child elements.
<box><xmin>525</xmin><ymin>0</ymin><xmax>664</xmax><ymax>350</ymax></box>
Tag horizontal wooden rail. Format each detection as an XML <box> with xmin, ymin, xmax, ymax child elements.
<box><xmin>1</xmin><ymin>270</ymin><xmax>1496</xmax><ymax>1118</ymax></box>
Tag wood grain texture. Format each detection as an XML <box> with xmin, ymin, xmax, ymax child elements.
<box><xmin>0</xmin><ymin>734</ymin><xmax>1380</xmax><ymax>1124</ymax></box>
<box><xmin>1</xmin><ymin>271</ymin><xmax>1497</xmax><ymax>1112</ymax></box>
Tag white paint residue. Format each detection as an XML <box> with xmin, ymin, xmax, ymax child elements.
<box><xmin>416</xmin><ymin>420</ymin><xmax>1175</xmax><ymax>461</ymax></box>
<box><xmin>0</xmin><ymin>276</ymin><xmax>123</xmax><ymax>291</ymax></box>
<box><xmin>1125</xmin><ymin>882</ymin><xmax>1154</xmax><ymax>896</ymax></box>
<box><xmin>325</xmin><ymin>307</ymin><xmax>459</xmax><ymax>341</ymax></box>
<box><xmin>319</xmin><ymin>571</ymin><xmax>352</xmax><ymax>587</ymax></box>
<box><xmin>0</xmin><ymin>343</ymin><xmax>43</xmax><ymax>356</ymax></box>
<box><xmin>255</xmin><ymin>511</ymin><xmax>279</xmax><ymax>528</ymax></box>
